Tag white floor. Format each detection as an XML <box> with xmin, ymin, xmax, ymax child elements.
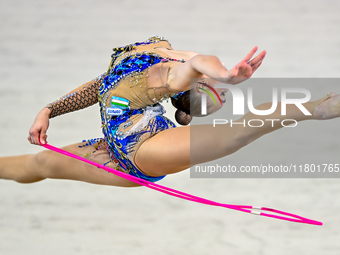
<box><xmin>1</xmin><ymin>0</ymin><xmax>340</xmax><ymax>254</ymax></box>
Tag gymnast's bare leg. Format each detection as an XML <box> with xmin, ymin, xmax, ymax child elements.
<box><xmin>135</xmin><ymin>93</ymin><xmax>340</xmax><ymax>177</ymax></box>
<box><xmin>0</xmin><ymin>142</ymin><xmax>140</xmax><ymax>187</ymax></box>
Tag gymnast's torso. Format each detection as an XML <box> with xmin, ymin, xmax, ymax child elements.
<box><xmin>97</xmin><ymin>36</ymin><xmax>195</xmax><ymax>181</ymax></box>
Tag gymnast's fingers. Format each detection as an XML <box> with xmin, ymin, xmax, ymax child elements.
<box><xmin>40</xmin><ymin>129</ymin><xmax>48</xmax><ymax>145</ymax></box>
<box><xmin>27</xmin><ymin>135</ymin><xmax>33</xmax><ymax>144</ymax></box>
<box><xmin>28</xmin><ymin>135</ymin><xmax>37</xmax><ymax>145</ymax></box>
<box><xmin>249</xmin><ymin>50</ymin><xmax>266</xmax><ymax>66</ymax></box>
<box><xmin>252</xmin><ymin>59</ymin><xmax>263</xmax><ymax>72</ymax></box>
<box><xmin>29</xmin><ymin>130</ymin><xmax>40</xmax><ymax>145</ymax></box>
<box><xmin>242</xmin><ymin>46</ymin><xmax>258</xmax><ymax>62</ymax></box>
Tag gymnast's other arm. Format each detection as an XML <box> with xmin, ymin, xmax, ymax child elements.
<box><xmin>28</xmin><ymin>75</ymin><xmax>105</xmax><ymax>145</ymax></box>
<box><xmin>168</xmin><ymin>46</ymin><xmax>266</xmax><ymax>91</ymax></box>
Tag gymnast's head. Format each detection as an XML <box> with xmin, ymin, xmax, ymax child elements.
<box><xmin>171</xmin><ymin>80</ymin><xmax>228</xmax><ymax>125</ymax></box>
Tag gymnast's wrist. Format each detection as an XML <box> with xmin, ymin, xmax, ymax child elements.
<box><xmin>221</xmin><ymin>69</ymin><xmax>233</xmax><ymax>84</ymax></box>
<box><xmin>41</xmin><ymin>107</ymin><xmax>52</xmax><ymax>118</ymax></box>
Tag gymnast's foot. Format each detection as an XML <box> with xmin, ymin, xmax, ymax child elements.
<box><xmin>313</xmin><ymin>93</ymin><xmax>340</xmax><ymax>120</ymax></box>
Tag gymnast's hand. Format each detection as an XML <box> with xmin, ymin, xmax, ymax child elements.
<box><xmin>28</xmin><ymin>107</ymin><xmax>51</xmax><ymax>145</ymax></box>
<box><xmin>227</xmin><ymin>46</ymin><xmax>266</xmax><ymax>85</ymax></box>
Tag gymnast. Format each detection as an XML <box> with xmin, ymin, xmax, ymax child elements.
<box><xmin>1</xmin><ymin>36</ymin><xmax>339</xmax><ymax>188</ymax></box>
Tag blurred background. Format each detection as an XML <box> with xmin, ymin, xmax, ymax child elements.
<box><xmin>1</xmin><ymin>0</ymin><xmax>340</xmax><ymax>254</ymax></box>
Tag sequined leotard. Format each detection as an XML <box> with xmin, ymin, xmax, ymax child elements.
<box><xmin>47</xmin><ymin>36</ymin><xmax>184</xmax><ymax>182</ymax></box>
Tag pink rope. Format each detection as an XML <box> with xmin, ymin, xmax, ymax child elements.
<box><xmin>41</xmin><ymin>142</ymin><xmax>323</xmax><ymax>226</ymax></box>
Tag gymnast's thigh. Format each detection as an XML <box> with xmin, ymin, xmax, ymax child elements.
<box><xmin>36</xmin><ymin>142</ymin><xmax>140</xmax><ymax>187</ymax></box>
<box><xmin>134</xmin><ymin>126</ymin><xmax>191</xmax><ymax>177</ymax></box>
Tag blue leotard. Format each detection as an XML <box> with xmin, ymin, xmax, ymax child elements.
<box><xmin>98</xmin><ymin>36</ymin><xmax>181</xmax><ymax>182</ymax></box>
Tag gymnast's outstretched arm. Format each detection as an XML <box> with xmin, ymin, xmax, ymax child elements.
<box><xmin>28</xmin><ymin>74</ymin><xmax>105</xmax><ymax>145</ymax></box>
<box><xmin>168</xmin><ymin>47</ymin><xmax>266</xmax><ymax>92</ymax></box>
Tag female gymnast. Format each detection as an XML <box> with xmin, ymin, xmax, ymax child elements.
<box><xmin>1</xmin><ymin>36</ymin><xmax>339</xmax><ymax>189</ymax></box>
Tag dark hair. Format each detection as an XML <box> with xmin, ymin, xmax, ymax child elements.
<box><xmin>171</xmin><ymin>85</ymin><xmax>218</xmax><ymax>125</ymax></box>
<box><xmin>171</xmin><ymin>91</ymin><xmax>192</xmax><ymax>125</ymax></box>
